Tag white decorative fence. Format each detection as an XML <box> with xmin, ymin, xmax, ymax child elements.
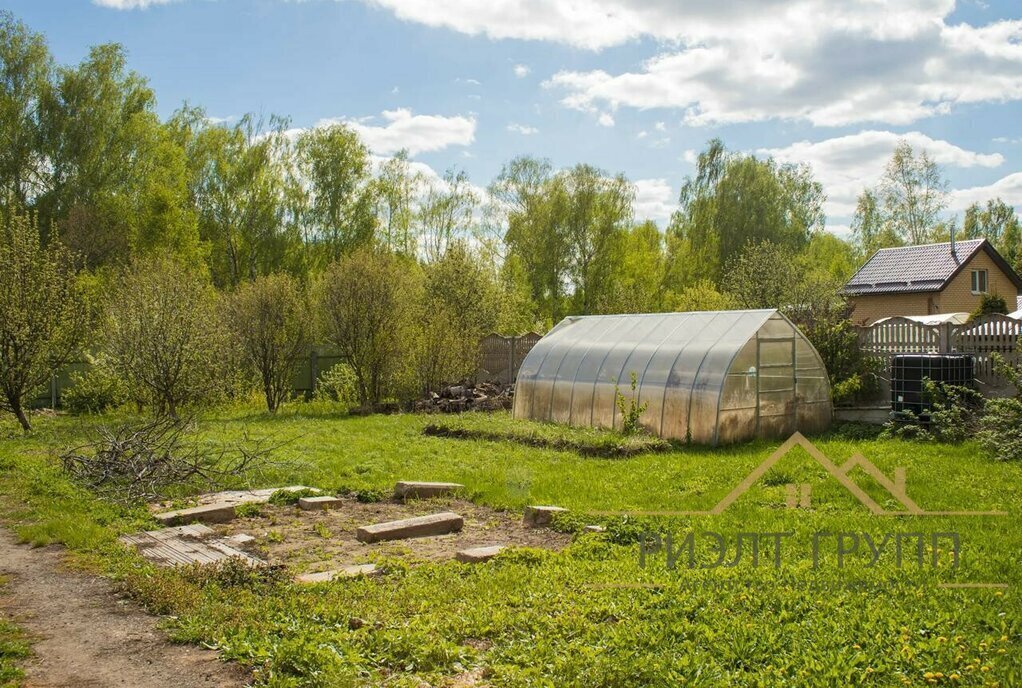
<box><xmin>857</xmin><ymin>314</ymin><xmax>1022</xmax><ymax>393</ymax></box>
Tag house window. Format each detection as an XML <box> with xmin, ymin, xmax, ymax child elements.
<box><xmin>971</xmin><ymin>269</ymin><xmax>988</xmax><ymax>294</ymax></box>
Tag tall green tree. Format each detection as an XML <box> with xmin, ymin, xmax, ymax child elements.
<box><xmin>374</xmin><ymin>150</ymin><xmax>420</xmax><ymax>256</ymax></box>
<box><xmin>419</xmin><ymin>168</ymin><xmax>478</xmax><ymax>263</ymax></box>
<box><xmin>0</xmin><ymin>11</ymin><xmax>51</xmax><ymax>207</ymax></box>
<box><xmin>493</xmin><ymin>158</ymin><xmax>634</xmax><ymax>322</ymax></box>
<box><xmin>412</xmin><ymin>242</ymin><xmax>499</xmax><ymax>392</ymax></box>
<box><xmin>852</xmin><ymin>141</ymin><xmax>948</xmax><ymax>251</ymax></box>
<box><xmin>173</xmin><ymin>109</ymin><xmax>300</xmax><ymax>286</ymax></box>
<box><xmin>489</xmin><ymin>156</ymin><xmax>564</xmax><ymax>322</ymax></box>
<box><xmin>37</xmin><ymin>43</ymin><xmax>199</xmax><ymax>266</ymax></box>
<box><xmin>296</xmin><ymin>124</ymin><xmax>378</xmax><ymax>263</ymax></box>
<box><xmin>599</xmin><ymin>220</ymin><xmax>666</xmax><ymax>314</ymax></box>
<box><xmin>963</xmin><ymin>199</ymin><xmax>1020</xmax><ymax>265</ymax></box>
<box><xmin>557</xmin><ymin>164</ymin><xmax>634</xmax><ymax>315</ymax></box>
<box><xmin>668</xmin><ymin>139</ymin><xmax>824</xmax><ymax>284</ymax></box>
<box><xmin>0</xmin><ymin>206</ymin><xmax>92</xmax><ymax>430</ymax></box>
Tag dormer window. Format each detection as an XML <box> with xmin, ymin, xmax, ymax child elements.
<box><xmin>971</xmin><ymin>269</ymin><xmax>988</xmax><ymax>294</ymax></box>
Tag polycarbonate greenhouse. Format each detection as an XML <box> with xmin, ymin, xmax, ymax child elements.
<box><xmin>513</xmin><ymin>309</ymin><xmax>832</xmax><ymax>445</ymax></box>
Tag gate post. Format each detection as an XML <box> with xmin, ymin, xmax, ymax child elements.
<box><xmin>310</xmin><ymin>349</ymin><xmax>319</xmax><ymax>397</ymax></box>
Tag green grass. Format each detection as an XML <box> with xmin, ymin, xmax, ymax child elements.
<box><xmin>0</xmin><ymin>576</ymin><xmax>29</xmax><ymax>688</ymax></box>
<box><xmin>0</xmin><ymin>407</ymin><xmax>1020</xmax><ymax>687</ymax></box>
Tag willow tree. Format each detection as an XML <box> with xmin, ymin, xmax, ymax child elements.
<box><xmin>0</xmin><ymin>206</ymin><xmax>92</xmax><ymax>430</ymax></box>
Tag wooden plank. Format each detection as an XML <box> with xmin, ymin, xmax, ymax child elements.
<box><xmin>294</xmin><ymin>564</ymin><xmax>379</xmax><ymax>584</ymax></box>
<box><xmin>121</xmin><ymin>529</ymin><xmax>264</xmax><ymax>567</ymax></box>
<box><xmin>355</xmin><ymin>512</ymin><xmax>463</xmax><ymax>543</ymax></box>
<box><xmin>298</xmin><ymin>496</ymin><xmax>343</xmax><ymax>511</ymax></box>
<box><xmin>393</xmin><ymin>481</ymin><xmax>464</xmax><ymax>501</ymax></box>
<box><xmin>523</xmin><ymin>505</ymin><xmax>567</xmax><ymax>527</ymax></box>
<box><xmin>455</xmin><ymin>545</ymin><xmax>505</xmax><ymax>563</ymax></box>
<box><xmin>154</xmin><ymin>503</ymin><xmax>239</xmax><ymax>527</ymax></box>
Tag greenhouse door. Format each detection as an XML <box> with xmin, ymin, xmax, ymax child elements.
<box><xmin>756</xmin><ymin>333</ymin><xmax>797</xmax><ymax>438</ymax></box>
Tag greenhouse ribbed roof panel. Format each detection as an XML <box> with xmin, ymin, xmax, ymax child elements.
<box><xmin>513</xmin><ymin>309</ymin><xmax>831</xmax><ymax>445</ymax></box>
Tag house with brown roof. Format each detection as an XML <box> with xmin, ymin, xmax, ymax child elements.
<box><xmin>842</xmin><ymin>238</ymin><xmax>1022</xmax><ymax>324</ymax></box>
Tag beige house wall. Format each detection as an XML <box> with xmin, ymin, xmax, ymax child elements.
<box><xmin>847</xmin><ymin>250</ymin><xmax>1021</xmax><ymax>324</ymax></box>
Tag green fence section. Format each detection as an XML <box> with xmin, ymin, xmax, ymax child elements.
<box><xmin>29</xmin><ymin>334</ymin><xmax>541</xmax><ymax>410</ymax></box>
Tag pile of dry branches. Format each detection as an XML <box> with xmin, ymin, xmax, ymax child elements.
<box><xmin>60</xmin><ymin>416</ymin><xmax>299</xmax><ymax>504</ymax></box>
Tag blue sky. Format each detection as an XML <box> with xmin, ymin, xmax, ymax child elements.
<box><xmin>5</xmin><ymin>0</ymin><xmax>1022</xmax><ymax>232</ymax></box>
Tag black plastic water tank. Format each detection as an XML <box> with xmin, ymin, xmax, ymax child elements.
<box><xmin>891</xmin><ymin>354</ymin><xmax>975</xmax><ymax>415</ymax></box>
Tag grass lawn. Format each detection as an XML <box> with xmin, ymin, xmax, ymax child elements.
<box><xmin>0</xmin><ymin>407</ymin><xmax>1020</xmax><ymax>687</ymax></box>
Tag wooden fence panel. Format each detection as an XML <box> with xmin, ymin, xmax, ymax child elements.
<box><xmin>952</xmin><ymin>315</ymin><xmax>1022</xmax><ymax>385</ymax></box>
<box><xmin>858</xmin><ymin>317</ymin><xmax>943</xmax><ymax>355</ymax></box>
<box><xmin>856</xmin><ymin>314</ymin><xmax>1021</xmax><ymax>392</ymax></box>
<box><xmin>478</xmin><ymin>333</ymin><xmax>542</xmax><ymax>384</ymax></box>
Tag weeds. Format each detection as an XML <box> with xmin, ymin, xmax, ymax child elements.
<box><xmin>614</xmin><ymin>371</ymin><xmax>648</xmax><ymax>435</ymax></box>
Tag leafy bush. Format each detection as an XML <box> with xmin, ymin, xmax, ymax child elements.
<box><xmin>971</xmin><ymin>293</ymin><xmax>1008</xmax><ymax>318</ymax></box>
<box><xmin>228</xmin><ymin>274</ymin><xmax>311</xmax><ymax>413</ymax></box>
<box><xmin>976</xmin><ymin>353</ymin><xmax>1022</xmax><ymax>461</ymax></box>
<box><xmin>62</xmin><ymin>356</ymin><xmax>128</xmax><ymax>415</ymax></box>
<box><xmin>925</xmin><ymin>380</ymin><xmax>986</xmax><ymax>443</ymax></box>
<box><xmin>880</xmin><ymin>379</ymin><xmax>984</xmax><ymax>443</ymax></box>
<box><xmin>105</xmin><ymin>258</ymin><xmax>231</xmax><ymax>417</ymax></box>
<box><xmin>313</xmin><ymin>364</ymin><xmax>360</xmax><ymax>407</ymax></box>
<box><xmin>977</xmin><ymin>397</ymin><xmax>1022</xmax><ymax>461</ymax></box>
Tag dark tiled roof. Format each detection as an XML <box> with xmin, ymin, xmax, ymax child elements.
<box><xmin>843</xmin><ymin>239</ymin><xmax>985</xmax><ymax>296</ymax></box>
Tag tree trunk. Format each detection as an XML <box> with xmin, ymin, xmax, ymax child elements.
<box><xmin>10</xmin><ymin>396</ymin><xmax>31</xmax><ymax>432</ymax></box>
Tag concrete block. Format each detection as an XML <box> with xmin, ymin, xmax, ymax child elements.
<box><xmin>356</xmin><ymin>512</ymin><xmax>463</xmax><ymax>543</ymax></box>
<box><xmin>298</xmin><ymin>495</ymin><xmax>343</xmax><ymax>511</ymax></box>
<box><xmin>522</xmin><ymin>505</ymin><xmax>567</xmax><ymax>528</ymax></box>
<box><xmin>394</xmin><ymin>481</ymin><xmax>464</xmax><ymax>501</ymax></box>
<box><xmin>583</xmin><ymin>525</ymin><xmax>605</xmax><ymax>533</ymax></box>
<box><xmin>295</xmin><ymin>564</ymin><xmax>379</xmax><ymax>584</ymax></box>
<box><xmin>154</xmin><ymin>502</ymin><xmax>239</xmax><ymax>527</ymax></box>
<box><xmin>455</xmin><ymin>545</ymin><xmax>505</xmax><ymax>563</ymax></box>
<box><xmin>226</xmin><ymin>533</ymin><xmax>256</xmax><ymax>546</ymax></box>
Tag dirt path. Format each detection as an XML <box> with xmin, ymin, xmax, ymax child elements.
<box><xmin>0</xmin><ymin>529</ymin><xmax>250</xmax><ymax>688</ymax></box>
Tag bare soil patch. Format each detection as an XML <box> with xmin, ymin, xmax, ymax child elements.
<box><xmin>0</xmin><ymin>528</ymin><xmax>250</xmax><ymax>688</ymax></box>
<box><xmin>209</xmin><ymin>495</ymin><xmax>572</xmax><ymax>576</ymax></box>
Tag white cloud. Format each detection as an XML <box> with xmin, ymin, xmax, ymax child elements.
<box><xmin>321</xmin><ymin>108</ymin><xmax>476</xmax><ymax>156</ymax></box>
<box><xmin>513</xmin><ymin>64</ymin><xmax>531</xmax><ymax>78</ymax></box>
<box><xmin>597</xmin><ymin>112</ymin><xmax>615</xmax><ymax>127</ymax></box>
<box><xmin>682</xmin><ymin>149</ymin><xmax>698</xmax><ymax>165</ymax></box>
<box><xmin>759</xmin><ymin>130</ymin><xmax>1004</xmax><ymax>218</ymax></box>
<box><xmin>361</xmin><ymin>0</ymin><xmax>956</xmax><ymax>51</ymax></box>
<box><xmin>654</xmin><ymin>121</ymin><xmax>666</xmax><ymax>132</ymax></box>
<box><xmin>507</xmin><ymin>123</ymin><xmax>539</xmax><ymax>135</ymax></box>
<box><xmin>93</xmin><ymin>0</ymin><xmax>176</xmax><ymax>7</ymax></box>
<box><xmin>949</xmin><ymin>173</ymin><xmax>1022</xmax><ymax>211</ymax></box>
<box><xmin>493</xmin><ymin>2</ymin><xmax>1022</xmax><ymax>126</ymax></box>
<box><xmin>632</xmin><ymin>178</ymin><xmax>677</xmax><ymax>224</ymax></box>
